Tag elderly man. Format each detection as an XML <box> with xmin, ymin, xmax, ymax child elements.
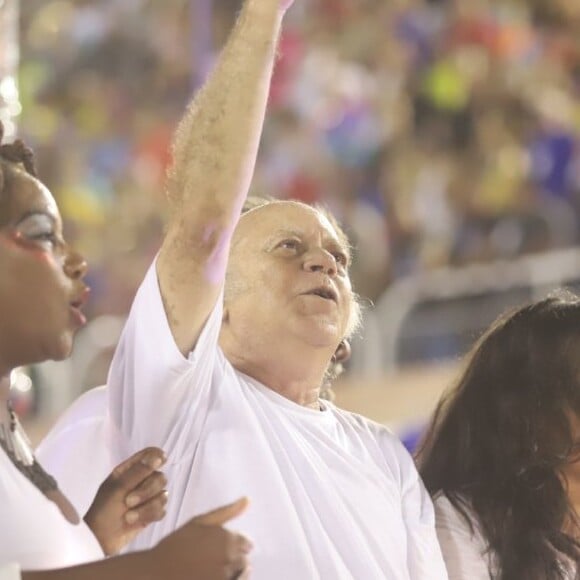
<box><xmin>38</xmin><ymin>0</ymin><xmax>447</xmax><ymax>578</ymax></box>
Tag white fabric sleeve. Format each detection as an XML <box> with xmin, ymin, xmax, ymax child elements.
<box><xmin>107</xmin><ymin>257</ymin><xmax>224</xmax><ymax>460</ymax></box>
<box><xmin>434</xmin><ymin>495</ymin><xmax>491</xmax><ymax>580</ymax></box>
<box><xmin>387</xmin><ymin>436</ymin><xmax>449</xmax><ymax>580</ymax></box>
<box><xmin>36</xmin><ymin>386</ymin><xmax>114</xmax><ymax>516</ymax></box>
<box><xmin>0</xmin><ymin>564</ymin><xmax>20</xmax><ymax>580</ymax></box>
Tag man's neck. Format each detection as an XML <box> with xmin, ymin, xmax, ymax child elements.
<box><xmin>240</xmin><ymin>362</ymin><xmax>324</xmax><ymax>409</ymax></box>
<box><xmin>221</xmin><ymin>335</ymin><xmax>332</xmax><ymax>409</ymax></box>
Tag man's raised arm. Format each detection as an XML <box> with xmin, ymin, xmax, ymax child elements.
<box><xmin>158</xmin><ymin>0</ymin><xmax>293</xmax><ymax>354</ymax></box>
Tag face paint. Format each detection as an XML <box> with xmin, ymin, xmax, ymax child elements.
<box><xmin>0</xmin><ymin>229</ymin><xmax>58</xmax><ymax>265</ymax></box>
<box><xmin>204</xmin><ymin>222</ymin><xmax>235</xmax><ymax>285</ymax></box>
<box><xmin>1</xmin><ymin>211</ymin><xmax>64</xmax><ymax>262</ymax></box>
<box><xmin>0</xmin><ymin>171</ymin><xmax>90</xmax><ymax>368</ymax></box>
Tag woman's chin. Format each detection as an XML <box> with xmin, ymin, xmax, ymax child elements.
<box><xmin>48</xmin><ymin>332</ymin><xmax>75</xmax><ymax>362</ymax></box>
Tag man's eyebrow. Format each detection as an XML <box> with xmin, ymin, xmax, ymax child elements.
<box><xmin>265</xmin><ymin>229</ymin><xmax>303</xmax><ymax>244</ymax></box>
<box><xmin>274</xmin><ymin>229</ymin><xmax>303</xmax><ymax>238</ymax></box>
<box><xmin>268</xmin><ymin>228</ymin><xmax>351</xmax><ymax>259</ymax></box>
<box><xmin>15</xmin><ymin>210</ymin><xmax>57</xmax><ymax>227</ymax></box>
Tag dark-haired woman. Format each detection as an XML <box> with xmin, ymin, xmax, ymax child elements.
<box><xmin>417</xmin><ymin>293</ymin><xmax>580</xmax><ymax>580</ymax></box>
<box><xmin>0</xmin><ymin>126</ymin><xmax>251</xmax><ymax>579</ymax></box>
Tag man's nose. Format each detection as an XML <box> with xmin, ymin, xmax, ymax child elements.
<box><xmin>303</xmin><ymin>248</ymin><xmax>337</xmax><ymax>276</ymax></box>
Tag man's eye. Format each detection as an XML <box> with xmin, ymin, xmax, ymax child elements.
<box><xmin>279</xmin><ymin>239</ymin><xmax>300</xmax><ymax>250</ymax></box>
<box><xmin>333</xmin><ymin>252</ymin><xmax>348</xmax><ymax>266</ymax></box>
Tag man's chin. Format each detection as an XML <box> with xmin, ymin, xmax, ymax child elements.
<box><xmin>293</xmin><ymin>318</ymin><xmax>341</xmax><ymax>348</ymax></box>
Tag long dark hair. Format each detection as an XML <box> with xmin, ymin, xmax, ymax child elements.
<box><xmin>417</xmin><ymin>292</ymin><xmax>580</xmax><ymax>580</ymax></box>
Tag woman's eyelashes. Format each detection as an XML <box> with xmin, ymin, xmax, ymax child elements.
<box><xmin>16</xmin><ymin>214</ymin><xmax>61</xmax><ymax>250</ymax></box>
<box><xmin>31</xmin><ymin>232</ymin><xmax>59</xmax><ymax>248</ymax></box>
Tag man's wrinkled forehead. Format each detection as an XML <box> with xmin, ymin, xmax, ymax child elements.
<box><xmin>233</xmin><ymin>201</ymin><xmax>346</xmax><ymax>249</ymax></box>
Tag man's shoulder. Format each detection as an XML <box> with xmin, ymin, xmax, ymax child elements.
<box><xmin>327</xmin><ymin>402</ymin><xmax>401</xmax><ymax>447</ymax></box>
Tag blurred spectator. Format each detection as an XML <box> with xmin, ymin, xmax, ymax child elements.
<box><xmin>16</xmin><ymin>0</ymin><xmax>580</xmax><ymax>322</ymax></box>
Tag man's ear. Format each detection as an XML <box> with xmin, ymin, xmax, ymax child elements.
<box><xmin>332</xmin><ymin>339</ymin><xmax>351</xmax><ymax>364</ymax></box>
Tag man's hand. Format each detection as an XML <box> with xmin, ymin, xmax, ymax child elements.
<box><xmin>84</xmin><ymin>447</ymin><xmax>168</xmax><ymax>555</ymax></box>
<box><xmin>151</xmin><ymin>497</ymin><xmax>253</xmax><ymax>580</ymax></box>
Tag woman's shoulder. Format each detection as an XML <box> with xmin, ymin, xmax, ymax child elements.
<box><xmin>433</xmin><ymin>493</ymin><xmax>494</xmax><ymax>579</ymax></box>
<box><xmin>433</xmin><ymin>493</ymin><xmax>494</xmax><ymax>578</ymax></box>
<box><xmin>433</xmin><ymin>493</ymin><xmax>478</xmax><ymax>534</ymax></box>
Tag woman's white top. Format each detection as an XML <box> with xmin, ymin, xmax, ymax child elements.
<box><xmin>39</xmin><ymin>259</ymin><xmax>448</xmax><ymax>580</ymax></box>
<box><xmin>0</xmin><ymin>563</ymin><xmax>20</xmax><ymax>580</ymax></box>
<box><xmin>434</xmin><ymin>493</ymin><xmax>577</xmax><ymax>580</ymax></box>
<box><xmin>433</xmin><ymin>494</ymin><xmax>493</xmax><ymax>580</ymax></box>
<box><xmin>0</xmin><ymin>445</ymin><xmax>103</xmax><ymax>571</ymax></box>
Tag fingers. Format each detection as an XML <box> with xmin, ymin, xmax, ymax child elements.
<box><xmin>194</xmin><ymin>497</ymin><xmax>249</xmax><ymax>526</ymax></box>
<box><xmin>108</xmin><ymin>447</ymin><xmax>166</xmax><ymax>495</ymax></box>
<box><xmin>225</xmin><ymin>533</ymin><xmax>252</xmax><ymax>580</ymax></box>
<box><xmin>168</xmin><ymin>511</ymin><xmax>253</xmax><ymax>579</ymax></box>
<box><xmin>113</xmin><ymin>447</ymin><xmax>166</xmax><ymax>476</ymax></box>
<box><xmin>125</xmin><ymin>489</ymin><xmax>169</xmax><ymax>527</ymax></box>
<box><xmin>232</xmin><ymin>532</ymin><xmax>253</xmax><ymax>556</ymax></box>
<box><xmin>228</xmin><ymin>560</ymin><xmax>251</xmax><ymax>580</ymax></box>
<box><xmin>126</xmin><ymin>470</ymin><xmax>168</xmax><ymax>509</ymax></box>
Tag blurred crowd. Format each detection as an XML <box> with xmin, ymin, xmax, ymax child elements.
<box><xmin>15</xmin><ymin>0</ymin><xmax>580</xmax><ymax>316</ymax></box>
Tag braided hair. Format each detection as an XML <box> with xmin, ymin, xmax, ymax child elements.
<box><xmin>0</xmin><ymin>121</ymin><xmax>37</xmax><ymax>199</ymax></box>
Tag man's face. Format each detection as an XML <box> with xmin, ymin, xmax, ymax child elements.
<box><xmin>223</xmin><ymin>202</ymin><xmax>357</xmax><ymax>350</ymax></box>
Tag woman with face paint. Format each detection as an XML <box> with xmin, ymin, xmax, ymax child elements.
<box><xmin>0</xmin><ymin>126</ymin><xmax>252</xmax><ymax>580</ymax></box>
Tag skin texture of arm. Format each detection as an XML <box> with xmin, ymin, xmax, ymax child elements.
<box><xmin>157</xmin><ymin>0</ymin><xmax>293</xmax><ymax>355</ymax></box>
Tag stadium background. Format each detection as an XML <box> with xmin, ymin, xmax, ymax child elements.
<box><xmin>2</xmin><ymin>0</ymin><xmax>580</xmax><ymax>447</ymax></box>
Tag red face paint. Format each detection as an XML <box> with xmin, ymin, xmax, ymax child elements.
<box><xmin>0</xmin><ymin>230</ymin><xmax>57</xmax><ymax>265</ymax></box>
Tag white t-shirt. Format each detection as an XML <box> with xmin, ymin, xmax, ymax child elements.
<box><xmin>0</xmin><ymin>447</ymin><xmax>103</xmax><ymax>571</ymax></box>
<box><xmin>41</xmin><ymin>260</ymin><xmax>448</xmax><ymax>580</ymax></box>
<box><xmin>37</xmin><ymin>385</ymin><xmax>115</xmax><ymax>516</ymax></box>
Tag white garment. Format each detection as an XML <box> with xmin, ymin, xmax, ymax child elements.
<box><xmin>0</xmin><ymin>446</ymin><xmax>103</xmax><ymax>571</ymax></box>
<box><xmin>0</xmin><ymin>564</ymin><xmax>20</xmax><ymax>580</ymax></box>
<box><xmin>433</xmin><ymin>495</ymin><xmax>492</xmax><ymax>580</ymax></box>
<box><xmin>40</xmin><ymin>260</ymin><xmax>448</xmax><ymax>580</ymax></box>
<box><xmin>37</xmin><ymin>385</ymin><xmax>114</xmax><ymax>516</ymax></box>
<box><xmin>434</xmin><ymin>494</ymin><xmax>577</xmax><ymax>580</ymax></box>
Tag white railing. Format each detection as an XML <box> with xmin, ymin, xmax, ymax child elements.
<box><xmin>351</xmin><ymin>247</ymin><xmax>580</xmax><ymax>374</ymax></box>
